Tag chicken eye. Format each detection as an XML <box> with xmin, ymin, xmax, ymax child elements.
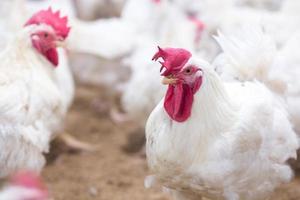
<box><xmin>184</xmin><ymin>68</ymin><xmax>192</xmax><ymax>75</ymax></box>
<box><xmin>44</xmin><ymin>33</ymin><xmax>48</xmax><ymax>38</ymax></box>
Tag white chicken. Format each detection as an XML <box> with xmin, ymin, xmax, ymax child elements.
<box><xmin>68</xmin><ymin>18</ymin><xmax>137</xmax><ymax>60</ymax></box>
<box><xmin>214</xmin><ymin>26</ymin><xmax>300</xmax><ymax>135</ymax></box>
<box><xmin>15</xmin><ymin>2</ymin><xmax>94</xmax><ymax>150</ymax></box>
<box><xmin>0</xmin><ymin>1</ymin><xmax>75</xmax><ymax>119</ymax></box>
<box><xmin>0</xmin><ymin>8</ymin><xmax>73</xmax><ymax>177</ymax></box>
<box><xmin>68</xmin><ymin>0</ymin><xmax>169</xmax><ymax>60</ymax></box>
<box><xmin>64</xmin><ymin>0</ymin><xmax>143</xmax><ymax>87</ymax></box>
<box><xmin>0</xmin><ymin>171</ymin><xmax>48</xmax><ymax>200</ymax></box>
<box><xmin>145</xmin><ymin>47</ymin><xmax>299</xmax><ymax>200</ymax></box>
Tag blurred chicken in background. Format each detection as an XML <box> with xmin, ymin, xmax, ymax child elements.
<box><xmin>74</xmin><ymin>0</ymin><xmax>125</xmax><ymax>20</ymax></box>
<box><xmin>0</xmin><ymin>171</ymin><xmax>48</xmax><ymax>200</ymax></box>
<box><xmin>0</xmin><ymin>7</ymin><xmax>73</xmax><ymax>177</ymax></box>
<box><xmin>215</xmin><ymin>25</ymin><xmax>300</xmax><ymax>132</ymax></box>
<box><xmin>214</xmin><ymin>25</ymin><xmax>300</xmax><ymax>169</ymax></box>
<box><xmin>0</xmin><ymin>3</ymin><xmax>104</xmax><ymax>177</ymax></box>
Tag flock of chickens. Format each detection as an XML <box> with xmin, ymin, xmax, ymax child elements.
<box><xmin>0</xmin><ymin>0</ymin><xmax>299</xmax><ymax>199</ymax></box>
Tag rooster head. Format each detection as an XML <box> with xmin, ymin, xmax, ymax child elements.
<box><xmin>152</xmin><ymin>46</ymin><xmax>203</xmax><ymax>122</ymax></box>
<box><xmin>25</xmin><ymin>7</ymin><xmax>71</xmax><ymax>67</ymax></box>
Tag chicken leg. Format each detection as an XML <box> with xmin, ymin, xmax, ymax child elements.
<box><xmin>57</xmin><ymin>132</ymin><xmax>99</xmax><ymax>152</ymax></box>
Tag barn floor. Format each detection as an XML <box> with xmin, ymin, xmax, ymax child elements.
<box><xmin>42</xmin><ymin>83</ymin><xmax>300</xmax><ymax>200</ymax></box>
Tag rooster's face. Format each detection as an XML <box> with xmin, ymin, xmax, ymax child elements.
<box><xmin>30</xmin><ymin>27</ymin><xmax>64</xmax><ymax>66</ymax></box>
<box><xmin>25</xmin><ymin>7</ymin><xmax>71</xmax><ymax>67</ymax></box>
<box><xmin>152</xmin><ymin>47</ymin><xmax>203</xmax><ymax>122</ymax></box>
<box><xmin>162</xmin><ymin>65</ymin><xmax>202</xmax><ymax>92</ymax></box>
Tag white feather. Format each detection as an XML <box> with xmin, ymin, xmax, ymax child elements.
<box><xmin>146</xmin><ymin>58</ymin><xmax>298</xmax><ymax>200</ymax></box>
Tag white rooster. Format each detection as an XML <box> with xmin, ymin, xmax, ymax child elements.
<box><xmin>145</xmin><ymin>47</ymin><xmax>299</xmax><ymax>200</ymax></box>
<box><xmin>0</xmin><ymin>1</ymin><xmax>75</xmax><ymax>119</ymax></box>
<box><xmin>15</xmin><ymin>2</ymin><xmax>94</xmax><ymax>150</ymax></box>
<box><xmin>0</xmin><ymin>8</ymin><xmax>74</xmax><ymax>177</ymax></box>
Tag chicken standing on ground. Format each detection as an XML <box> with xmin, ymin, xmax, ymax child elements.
<box><xmin>145</xmin><ymin>47</ymin><xmax>299</xmax><ymax>200</ymax></box>
<box><xmin>0</xmin><ymin>7</ymin><xmax>92</xmax><ymax>178</ymax></box>
<box><xmin>0</xmin><ymin>0</ymin><xmax>95</xmax><ymax>152</ymax></box>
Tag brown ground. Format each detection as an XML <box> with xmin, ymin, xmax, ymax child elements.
<box><xmin>42</xmin><ymin>83</ymin><xmax>300</xmax><ymax>200</ymax></box>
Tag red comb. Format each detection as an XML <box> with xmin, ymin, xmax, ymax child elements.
<box><xmin>25</xmin><ymin>7</ymin><xmax>71</xmax><ymax>39</ymax></box>
<box><xmin>10</xmin><ymin>171</ymin><xmax>47</xmax><ymax>192</ymax></box>
<box><xmin>152</xmin><ymin>46</ymin><xmax>192</xmax><ymax>76</ymax></box>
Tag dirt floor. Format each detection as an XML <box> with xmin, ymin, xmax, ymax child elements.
<box><xmin>42</xmin><ymin>83</ymin><xmax>300</xmax><ymax>200</ymax></box>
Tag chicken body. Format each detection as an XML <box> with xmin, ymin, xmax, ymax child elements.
<box><xmin>69</xmin><ymin>0</ymin><xmax>168</xmax><ymax>59</ymax></box>
<box><xmin>121</xmin><ymin>39</ymin><xmax>166</xmax><ymax>125</ymax></box>
<box><xmin>214</xmin><ymin>26</ymin><xmax>300</xmax><ymax>134</ymax></box>
<box><xmin>0</xmin><ymin>25</ymin><xmax>68</xmax><ymax>177</ymax></box>
<box><xmin>146</xmin><ymin>57</ymin><xmax>298</xmax><ymax>200</ymax></box>
<box><xmin>0</xmin><ymin>0</ymin><xmax>27</xmax><ymax>49</ymax></box>
<box><xmin>24</xmin><ymin>2</ymin><xmax>75</xmax><ymax>136</ymax></box>
<box><xmin>50</xmin><ymin>48</ymin><xmax>74</xmax><ymax>137</ymax></box>
<box><xmin>0</xmin><ymin>1</ymin><xmax>75</xmax><ymax>122</ymax></box>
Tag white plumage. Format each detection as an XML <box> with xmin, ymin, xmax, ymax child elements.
<box><xmin>68</xmin><ymin>18</ymin><xmax>137</xmax><ymax>59</ymax></box>
<box><xmin>146</xmin><ymin>56</ymin><xmax>299</xmax><ymax>200</ymax></box>
<box><xmin>0</xmin><ymin>16</ymin><xmax>74</xmax><ymax>176</ymax></box>
<box><xmin>214</xmin><ymin>26</ymin><xmax>300</xmax><ymax>134</ymax></box>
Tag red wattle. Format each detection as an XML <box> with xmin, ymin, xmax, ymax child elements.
<box><xmin>46</xmin><ymin>48</ymin><xmax>59</xmax><ymax>66</ymax></box>
<box><xmin>164</xmin><ymin>84</ymin><xmax>194</xmax><ymax>122</ymax></box>
<box><xmin>32</xmin><ymin>40</ymin><xmax>59</xmax><ymax>67</ymax></box>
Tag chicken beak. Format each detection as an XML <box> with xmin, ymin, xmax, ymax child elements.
<box><xmin>55</xmin><ymin>40</ymin><xmax>66</xmax><ymax>48</ymax></box>
<box><xmin>55</xmin><ymin>36</ymin><xmax>66</xmax><ymax>48</ymax></box>
<box><xmin>162</xmin><ymin>77</ymin><xmax>178</xmax><ymax>85</ymax></box>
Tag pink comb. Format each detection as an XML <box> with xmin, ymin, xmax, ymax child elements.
<box><xmin>25</xmin><ymin>7</ymin><xmax>71</xmax><ymax>39</ymax></box>
<box><xmin>152</xmin><ymin>46</ymin><xmax>192</xmax><ymax>76</ymax></box>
